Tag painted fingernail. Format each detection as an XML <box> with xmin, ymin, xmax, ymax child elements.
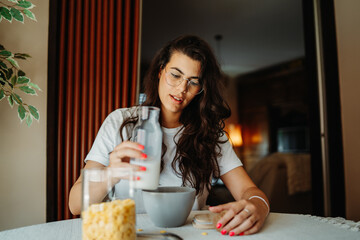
<box><xmin>141</xmin><ymin>153</ymin><xmax>147</xmax><ymax>159</ymax></box>
<box><xmin>221</xmin><ymin>229</ymin><xmax>227</xmax><ymax>235</ymax></box>
<box><xmin>136</xmin><ymin>176</ymin><xmax>141</xmax><ymax>181</ymax></box>
<box><xmin>216</xmin><ymin>223</ymin><xmax>222</xmax><ymax>229</ymax></box>
<box><xmin>229</xmin><ymin>232</ymin><xmax>235</xmax><ymax>237</ymax></box>
<box><xmin>139</xmin><ymin>166</ymin><xmax>147</xmax><ymax>171</ymax></box>
<box><xmin>138</xmin><ymin>144</ymin><xmax>144</xmax><ymax>150</ymax></box>
<box><xmin>239</xmin><ymin>232</ymin><xmax>244</xmax><ymax>236</ymax></box>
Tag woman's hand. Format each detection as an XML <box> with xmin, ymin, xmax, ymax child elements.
<box><xmin>215</xmin><ymin>167</ymin><xmax>270</xmax><ymax>236</ymax></box>
<box><xmin>108</xmin><ymin>141</ymin><xmax>147</xmax><ymax>184</ymax></box>
<box><xmin>209</xmin><ymin>197</ymin><xmax>269</xmax><ymax>236</ymax></box>
<box><xmin>108</xmin><ymin>140</ymin><xmax>147</xmax><ymax>170</ymax></box>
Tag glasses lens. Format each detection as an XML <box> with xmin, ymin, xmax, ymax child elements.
<box><xmin>166</xmin><ymin>71</ymin><xmax>181</xmax><ymax>86</ymax></box>
<box><xmin>188</xmin><ymin>80</ymin><xmax>202</xmax><ymax>95</ymax></box>
<box><xmin>166</xmin><ymin>71</ymin><xmax>203</xmax><ymax>95</ymax></box>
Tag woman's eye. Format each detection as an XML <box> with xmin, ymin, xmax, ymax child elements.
<box><xmin>171</xmin><ymin>73</ymin><xmax>181</xmax><ymax>79</ymax></box>
<box><xmin>190</xmin><ymin>80</ymin><xmax>200</xmax><ymax>86</ymax></box>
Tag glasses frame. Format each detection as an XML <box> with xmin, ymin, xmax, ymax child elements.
<box><xmin>164</xmin><ymin>68</ymin><xmax>204</xmax><ymax>95</ymax></box>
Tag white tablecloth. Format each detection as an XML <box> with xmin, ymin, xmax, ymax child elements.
<box><xmin>0</xmin><ymin>211</ymin><xmax>359</xmax><ymax>239</ymax></box>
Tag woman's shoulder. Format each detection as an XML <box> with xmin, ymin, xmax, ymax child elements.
<box><xmin>100</xmin><ymin>106</ymin><xmax>139</xmax><ymax>129</ymax></box>
<box><xmin>106</xmin><ymin>106</ymin><xmax>139</xmax><ymax>121</ymax></box>
<box><xmin>95</xmin><ymin>107</ymin><xmax>139</xmax><ymax>139</ymax></box>
<box><xmin>219</xmin><ymin>131</ymin><xmax>230</xmax><ymax>142</ymax></box>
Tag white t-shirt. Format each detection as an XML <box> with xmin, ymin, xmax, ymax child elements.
<box><xmin>85</xmin><ymin>107</ymin><xmax>242</xmax><ymax>212</ymax></box>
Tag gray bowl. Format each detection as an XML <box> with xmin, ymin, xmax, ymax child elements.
<box><xmin>142</xmin><ymin>186</ymin><xmax>196</xmax><ymax>228</ymax></box>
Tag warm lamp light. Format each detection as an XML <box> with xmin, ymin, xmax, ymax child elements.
<box><xmin>251</xmin><ymin>133</ymin><xmax>262</xmax><ymax>144</ymax></box>
<box><xmin>228</xmin><ymin>124</ymin><xmax>243</xmax><ymax>147</ymax></box>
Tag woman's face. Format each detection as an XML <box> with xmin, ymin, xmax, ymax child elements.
<box><xmin>158</xmin><ymin>51</ymin><xmax>201</xmax><ymax>121</ymax></box>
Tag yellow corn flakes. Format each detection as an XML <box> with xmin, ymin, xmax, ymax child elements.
<box><xmin>82</xmin><ymin>199</ymin><xmax>136</xmax><ymax>240</ymax></box>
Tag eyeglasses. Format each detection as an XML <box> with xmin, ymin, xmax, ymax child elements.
<box><xmin>164</xmin><ymin>68</ymin><xmax>203</xmax><ymax>95</ymax></box>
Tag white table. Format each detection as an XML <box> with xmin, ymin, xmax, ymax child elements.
<box><xmin>0</xmin><ymin>211</ymin><xmax>359</xmax><ymax>239</ymax></box>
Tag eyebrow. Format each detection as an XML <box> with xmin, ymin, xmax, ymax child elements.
<box><xmin>170</xmin><ymin>67</ymin><xmax>200</xmax><ymax>79</ymax></box>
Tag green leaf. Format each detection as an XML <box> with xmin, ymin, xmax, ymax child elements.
<box><xmin>6</xmin><ymin>68</ymin><xmax>13</xmax><ymax>80</ymax></box>
<box><xmin>18</xmin><ymin>70</ymin><xmax>25</xmax><ymax>76</ymax></box>
<box><xmin>18</xmin><ymin>104</ymin><xmax>26</xmax><ymax>120</ymax></box>
<box><xmin>19</xmin><ymin>85</ymin><xmax>36</xmax><ymax>94</ymax></box>
<box><xmin>8</xmin><ymin>0</ymin><xmax>19</xmax><ymax>3</ymax></box>
<box><xmin>1</xmin><ymin>69</ymin><xmax>8</xmax><ymax>80</ymax></box>
<box><xmin>6</xmin><ymin>57</ymin><xmax>19</xmax><ymax>68</ymax></box>
<box><xmin>11</xmin><ymin>93</ymin><xmax>20</xmax><ymax>105</ymax></box>
<box><xmin>0</xmin><ymin>89</ymin><xmax>4</xmax><ymax>100</ymax></box>
<box><xmin>26</xmin><ymin>114</ymin><xmax>32</xmax><ymax>126</ymax></box>
<box><xmin>0</xmin><ymin>7</ymin><xmax>12</xmax><ymax>22</ymax></box>
<box><xmin>0</xmin><ymin>50</ymin><xmax>12</xmax><ymax>57</ymax></box>
<box><xmin>13</xmin><ymin>93</ymin><xmax>22</xmax><ymax>104</ymax></box>
<box><xmin>28</xmin><ymin>105</ymin><xmax>39</xmax><ymax>120</ymax></box>
<box><xmin>11</xmin><ymin>75</ymin><xmax>17</xmax><ymax>86</ymax></box>
<box><xmin>17</xmin><ymin>76</ymin><xmax>30</xmax><ymax>84</ymax></box>
<box><xmin>0</xmin><ymin>61</ymin><xmax>8</xmax><ymax>69</ymax></box>
<box><xmin>14</xmin><ymin>53</ymin><xmax>31</xmax><ymax>59</ymax></box>
<box><xmin>14</xmin><ymin>55</ymin><xmax>26</xmax><ymax>60</ymax></box>
<box><xmin>10</xmin><ymin>8</ymin><xmax>23</xmax><ymax>22</ymax></box>
<box><xmin>8</xmin><ymin>95</ymin><xmax>14</xmax><ymax>107</ymax></box>
<box><xmin>28</xmin><ymin>82</ymin><xmax>41</xmax><ymax>91</ymax></box>
<box><xmin>17</xmin><ymin>1</ymin><xmax>33</xmax><ymax>9</ymax></box>
<box><xmin>23</xmin><ymin>9</ymin><xmax>36</xmax><ymax>21</ymax></box>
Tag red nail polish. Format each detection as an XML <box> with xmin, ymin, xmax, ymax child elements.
<box><xmin>138</xmin><ymin>144</ymin><xmax>144</xmax><ymax>150</ymax></box>
<box><xmin>216</xmin><ymin>223</ymin><xmax>222</xmax><ymax>229</ymax></box>
<box><xmin>221</xmin><ymin>230</ymin><xmax>227</xmax><ymax>235</ymax></box>
<box><xmin>239</xmin><ymin>232</ymin><xmax>244</xmax><ymax>236</ymax></box>
<box><xmin>229</xmin><ymin>232</ymin><xmax>235</xmax><ymax>237</ymax></box>
<box><xmin>136</xmin><ymin>176</ymin><xmax>141</xmax><ymax>180</ymax></box>
<box><xmin>141</xmin><ymin>153</ymin><xmax>147</xmax><ymax>159</ymax></box>
<box><xmin>139</xmin><ymin>166</ymin><xmax>147</xmax><ymax>171</ymax></box>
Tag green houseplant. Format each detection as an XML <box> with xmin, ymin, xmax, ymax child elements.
<box><xmin>0</xmin><ymin>0</ymin><xmax>40</xmax><ymax>126</ymax></box>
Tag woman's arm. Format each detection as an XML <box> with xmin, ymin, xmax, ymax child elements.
<box><xmin>209</xmin><ymin>166</ymin><xmax>269</xmax><ymax>236</ymax></box>
<box><xmin>68</xmin><ymin>160</ymin><xmax>107</xmax><ymax>215</ymax></box>
<box><xmin>221</xmin><ymin>166</ymin><xmax>268</xmax><ymax>203</ymax></box>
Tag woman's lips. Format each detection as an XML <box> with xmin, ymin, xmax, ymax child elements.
<box><xmin>170</xmin><ymin>94</ymin><xmax>183</xmax><ymax>104</ymax></box>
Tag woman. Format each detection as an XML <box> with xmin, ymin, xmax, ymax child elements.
<box><xmin>69</xmin><ymin>35</ymin><xmax>269</xmax><ymax>236</ymax></box>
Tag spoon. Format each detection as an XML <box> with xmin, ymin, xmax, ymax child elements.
<box><xmin>137</xmin><ymin>232</ymin><xmax>183</xmax><ymax>240</ymax></box>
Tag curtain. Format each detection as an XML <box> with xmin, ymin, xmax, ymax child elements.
<box><xmin>47</xmin><ymin>0</ymin><xmax>140</xmax><ymax>221</ymax></box>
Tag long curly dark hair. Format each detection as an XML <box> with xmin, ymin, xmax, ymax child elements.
<box><xmin>120</xmin><ymin>35</ymin><xmax>231</xmax><ymax>195</ymax></box>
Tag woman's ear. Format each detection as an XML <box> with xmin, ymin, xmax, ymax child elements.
<box><xmin>158</xmin><ymin>66</ymin><xmax>163</xmax><ymax>79</ymax></box>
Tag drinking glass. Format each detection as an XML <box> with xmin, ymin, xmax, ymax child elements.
<box><xmin>81</xmin><ymin>167</ymin><xmax>136</xmax><ymax>240</ymax></box>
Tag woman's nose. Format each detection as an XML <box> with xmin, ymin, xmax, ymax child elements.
<box><xmin>177</xmin><ymin>78</ymin><xmax>189</xmax><ymax>93</ymax></box>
